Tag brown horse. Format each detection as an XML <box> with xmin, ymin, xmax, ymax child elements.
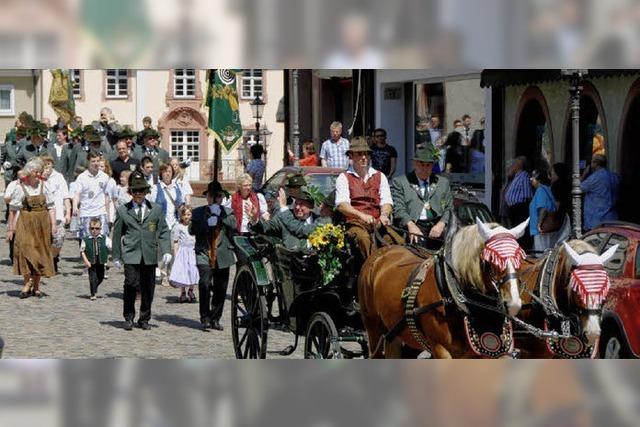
<box><xmin>515</xmin><ymin>240</ymin><xmax>618</xmax><ymax>358</ymax></box>
<box><xmin>358</xmin><ymin>219</ymin><xmax>528</xmax><ymax>358</ymax></box>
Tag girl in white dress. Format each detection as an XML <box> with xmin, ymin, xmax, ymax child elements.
<box><xmin>169</xmin><ymin>206</ymin><xmax>199</xmax><ymax>303</ymax></box>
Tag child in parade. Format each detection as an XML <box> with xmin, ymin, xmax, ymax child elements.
<box><xmin>169</xmin><ymin>206</ymin><xmax>199</xmax><ymax>303</ymax></box>
<box><xmin>80</xmin><ymin>217</ymin><xmax>112</xmax><ymax>300</ymax></box>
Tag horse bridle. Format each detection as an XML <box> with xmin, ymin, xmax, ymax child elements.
<box><xmin>482</xmin><ymin>259</ymin><xmax>518</xmax><ymax>298</ymax></box>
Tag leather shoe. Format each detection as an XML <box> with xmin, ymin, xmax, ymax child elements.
<box><xmin>202</xmin><ymin>320</ymin><xmax>212</xmax><ymax>331</ymax></box>
<box><xmin>138</xmin><ymin>322</ymin><xmax>151</xmax><ymax>330</ymax></box>
<box><xmin>123</xmin><ymin>320</ymin><xmax>134</xmax><ymax>331</ymax></box>
<box><xmin>211</xmin><ymin>320</ymin><xmax>224</xmax><ymax>331</ymax></box>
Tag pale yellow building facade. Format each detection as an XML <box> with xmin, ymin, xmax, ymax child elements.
<box><xmin>27</xmin><ymin>69</ymin><xmax>283</xmax><ymax>183</ymax></box>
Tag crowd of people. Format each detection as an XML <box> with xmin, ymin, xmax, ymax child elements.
<box><xmin>500</xmin><ymin>154</ymin><xmax>620</xmax><ymax>253</ymax></box>
<box><xmin>3</xmin><ymin>105</ymin><xmax>616</xmax><ymax>333</ymax></box>
<box><xmin>285</xmin><ymin>115</ymin><xmax>485</xmax><ymax>179</ymax></box>
<box><xmin>0</xmin><ymin>109</ymin><xmax>230</xmax><ymax>331</ymax></box>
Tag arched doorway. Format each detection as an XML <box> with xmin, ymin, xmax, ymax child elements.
<box><xmin>514</xmin><ymin>87</ymin><xmax>553</xmax><ymax>172</ymax></box>
<box><xmin>618</xmin><ymin>79</ymin><xmax>640</xmax><ymax>223</ymax></box>
<box><xmin>563</xmin><ymin>82</ymin><xmax>607</xmax><ymax>173</ymax></box>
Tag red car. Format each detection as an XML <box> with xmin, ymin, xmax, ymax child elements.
<box><xmin>582</xmin><ymin>222</ymin><xmax>640</xmax><ymax>358</ymax></box>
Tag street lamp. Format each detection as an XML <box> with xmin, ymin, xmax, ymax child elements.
<box><xmin>250</xmin><ymin>96</ymin><xmax>267</xmax><ymax>181</ymax></box>
<box><xmin>562</xmin><ymin>69</ymin><xmax>588</xmax><ymax>239</ymax></box>
<box><xmin>250</xmin><ymin>96</ymin><xmax>266</xmax><ymax>138</ymax></box>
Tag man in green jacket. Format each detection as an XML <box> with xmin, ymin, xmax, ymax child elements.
<box><xmin>190</xmin><ymin>181</ymin><xmax>237</xmax><ymax>331</ymax></box>
<box><xmin>132</xmin><ymin>128</ymin><xmax>170</xmax><ymax>177</ymax></box>
<box><xmin>391</xmin><ymin>144</ymin><xmax>453</xmax><ymax>246</ymax></box>
<box><xmin>112</xmin><ymin>171</ymin><xmax>172</xmax><ymax>331</ymax></box>
<box><xmin>252</xmin><ymin>186</ymin><xmax>330</xmax><ymax>250</ymax></box>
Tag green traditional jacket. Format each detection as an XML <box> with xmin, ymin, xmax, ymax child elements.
<box><xmin>391</xmin><ymin>171</ymin><xmax>453</xmax><ymax>227</ymax></box>
<box><xmin>252</xmin><ymin>208</ymin><xmax>331</xmax><ymax>250</ymax></box>
<box><xmin>112</xmin><ymin>200</ymin><xmax>171</xmax><ymax>265</ymax></box>
<box><xmin>190</xmin><ymin>205</ymin><xmax>237</xmax><ymax>269</ymax></box>
<box><xmin>0</xmin><ymin>137</ymin><xmax>24</xmax><ymax>183</ymax></box>
<box><xmin>132</xmin><ymin>145</ymin><xmax>170</xmax><ymax>175</ymax></box>
<box><xmin>47</xmin><ymin>143</ymin><xmax>72</xmax><ymax>178</ymax></box>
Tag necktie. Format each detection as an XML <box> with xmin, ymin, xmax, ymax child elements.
<box><xmin>419</xmin><ymin>180</ymin><xmax>426</xmax><ymax>198</ymax></box>
<box><xmin>93</xmin><ymin>237</ymin><xmax>99</xmax><ymax>264</ymax></box>
<box><xmin>135</xmin><ymin>204</ymin><xmax>143</xmax><ymax>222</ymax></box>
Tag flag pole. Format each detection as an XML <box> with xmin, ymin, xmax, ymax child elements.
<box><xmin>208</xmin><ymin>69</ymin><xmax>220</xmax><ymax>183</ymax></box>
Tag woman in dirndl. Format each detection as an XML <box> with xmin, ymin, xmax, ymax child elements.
<box><xmin>6</xmin><ymin>157</ymin><xmax>57</xmax><ymax>298</ymax></box>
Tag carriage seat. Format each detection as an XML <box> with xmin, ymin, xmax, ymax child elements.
<box><xmin>273</xmin><ymin>245</ymin><xmax>321</xmax><ymax>290</ymax></box>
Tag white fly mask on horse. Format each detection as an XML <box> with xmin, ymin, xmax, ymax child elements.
<box><xmin>476</xmin><ymin>218</ymin><xmax>529</xmax><ymax>317</ymax></box>
<box><xmin>563</xmin><ymin>242</ymin><xmax>618</xmax><ymax>346</ymax></box>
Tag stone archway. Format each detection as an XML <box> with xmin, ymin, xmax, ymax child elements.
<box><xmin>617</xmin><ymin>78</ymin><xmax>640</xmax><ymax>223</ymax></box>
<box><xmin>513</xmin><ymin>86</ymin><xmax>554</xmax><ymax>171</ymax></box>
<box><xmin>157</xmin><ymin>106</ymin><xmax>209</xmax><ymax>181</ymax></box>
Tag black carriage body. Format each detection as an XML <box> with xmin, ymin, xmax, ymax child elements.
<box><xmin>231</xmin><ymin>235</ymin><xmax>366</xmax><ymax>359</ymax></box>
<box><xmin>272</xmin><ymin>245</ymin><xmax>360</xmax><ymax>336</ymax></box>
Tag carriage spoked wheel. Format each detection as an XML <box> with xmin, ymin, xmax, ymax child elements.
<box><xmin>304</xmin><ymin>312</ymin><xmax>343</xmax><ymax>359</ymax></box>
<box><xmin>231</xmin><ymin>264</ymin><xmax>268</xmax><ymax>359</ymax></box>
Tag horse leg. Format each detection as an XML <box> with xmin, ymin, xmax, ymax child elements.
<box><xmin>384</xmin><ymin>338</ymin><xmax>403</xmax><ymax>359</ymax></box>
<box><xmin>361</xmin><ymin>312</ymin><xmax>385</xmax><ymax>359</ymax></box>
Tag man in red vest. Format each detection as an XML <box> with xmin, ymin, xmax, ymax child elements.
<box><xmin>335</xmin><ymin>136</ymin><xmax>403</xmax><ymax>263</ymax></box>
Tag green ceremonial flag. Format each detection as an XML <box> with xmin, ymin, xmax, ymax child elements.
<box><xmin>48</xmin><ymin>69</ymin><xmax>76</xmax><ymax>124</ymax></box>
<box><xmin>206</xmin><ymin>70</ymin><xmax>243</xmax><ymax>152</ymax></box>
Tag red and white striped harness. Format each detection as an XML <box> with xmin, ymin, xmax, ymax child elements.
<box><xmin>569</xmin><ymin>264</ymin><xmax>610</xmax><ymax>309</ymax></box>
<box><xmin>480</xmin><ymin>233</ymin><xmax>526</xmax><ymax>271</ymax></box>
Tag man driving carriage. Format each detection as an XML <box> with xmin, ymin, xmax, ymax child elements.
<box><xmin>334</xmin><ymin>136</ymin><xmax>404</xmax><ymax>264</ymax></box>
<box><xmin>390</xmin><ymin>144</ymin><xmax>453</xmax><ymax>248</ymax></box>
<box><xmin>250</xmin><ymin>185</ymin><xmax>331</xmax><ymax>250</ymax></box>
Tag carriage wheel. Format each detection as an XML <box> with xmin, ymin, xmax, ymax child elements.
<box><xmin>231</xmin><ymin>264</ymin><xmax>268</xmax><ymax>359</ymax></box>
<box><xmin>304</xmin><ymin>312</ymin><xmax>343</xmax><ymax>359</ymax></box>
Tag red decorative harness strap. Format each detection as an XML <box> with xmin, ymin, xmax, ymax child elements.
<box><xmin>569</xmin><ymin>264</ymin><xmax>610</xmax><ymax>309</ymax></box>
<box><xmin>480</xmin><ymin>233</ymin><xmax>526</xmax><ymax>270</ymax></box>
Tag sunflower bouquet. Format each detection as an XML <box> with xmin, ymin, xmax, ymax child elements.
<box><xmin>308</xmin><ymin>223</ymin><xmax>346</xmax><ymax>286</ymax></box>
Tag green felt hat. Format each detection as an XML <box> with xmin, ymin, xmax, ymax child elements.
<box><xmin>413</xmin><ymin>143</ymin><xmax>439</xmax><ymax>163</ymax></box>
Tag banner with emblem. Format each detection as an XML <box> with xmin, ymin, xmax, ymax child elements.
<box><xmin>206</xmin><ymin>69</ymin><xmax>243</xmax><ymax>152</ymax></box>
<box><xmin>48</xmin><ymin>69</ymin><xmax>76</xmax><ymax>124</ymax></box>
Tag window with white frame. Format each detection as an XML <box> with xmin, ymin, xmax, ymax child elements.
<box><xmin>105</xmin><ymin>69</ymin><xmax>128</xmax><ymax>98</ymax></box>
<box><xmin>240</xmin><ymin>69</ymin><xmax>263</xmax><ymax>100</ymax></box>
<box><xmin>0</xmin><ymin>85</ymin><xmax>15</xmax><ymax>116</ymax></box>
<box><xmin>71</xmin><ymin>69</ymin><xmax>82</xmax><ymax>98</ymax></box>
<box><xmin>170</xmin><ymin>130</ymin><xmax>200</xmax><ymax>161</ymax></box>
<box><xmin>174</xmin><ymin>69</ymin><xmax>196</xmax><ymax>98</ymax></box>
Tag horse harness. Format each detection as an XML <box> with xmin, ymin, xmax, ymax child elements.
<box><xmin>522</xmin><ymin>246</ymin><xmax>598</xmax><ymax>358</ymax></box>
<box><xmin>382</xmin><ymin>245</ymin><xmax>516</xmax><ymax>358</ymax></box>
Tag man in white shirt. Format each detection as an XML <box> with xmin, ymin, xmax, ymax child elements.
<box><xmin>335</xmin><ymin>137</ymin><xmax>403</xmax><ymax>263</ymax></box>
<box><xmin>72</xmin><ymin>151</ymin><xmax>111</xmax><ymax>239</ymax></box>
<box><xmin>42</xmin><ymin>154</ymin><xmax>71</xmax><ymax>273</ymax></box>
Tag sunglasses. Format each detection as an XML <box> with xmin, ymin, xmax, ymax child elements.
<box><xmin>132</xmin><ymin>190</ymin><xmax>146</xmax><ymax>194</ymax></box>
<box><xmin>90</xmin><ymin>227</ymin><xmax>101</xmax><ymax>230</ymax></box>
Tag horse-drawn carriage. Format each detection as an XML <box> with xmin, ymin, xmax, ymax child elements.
<box><xmin>229</xmin><ymin>182</ymin><xmax>616</xmax><ymax>359</ymax></box>
<box><xmin>230</xmin><ymin>234</ymin><xmax>368</xmax><ymax>359</ymax></box>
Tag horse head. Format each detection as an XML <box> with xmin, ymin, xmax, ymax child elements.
<box><xmin>476</xmin><ymin>218</ymin><xmax>528</xmax><ymax>317</ymax></box>
<box><xmin>561</xmin><ymin>241</ymin><xmax>618</xmax><ymax>347</ymax></box>
<box><xmin>451</xmin><ymin>218</ymin><xmax>528</xmax><ymax>317</ymax></box>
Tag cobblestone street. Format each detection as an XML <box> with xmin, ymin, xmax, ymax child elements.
<box><xmin>0</xmin><ymin>199</ymin><xmax>303</xmax><ymax>359</ymax></box>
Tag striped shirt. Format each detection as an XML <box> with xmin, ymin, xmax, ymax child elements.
<box><xmin>505</xmin><ymin>170</ymin><xmax>533</xmax><ymax>206</ymax></box>
<box><xmin>320</xmin><ymin>137</ymin><xmax>350</xmax><ymax>169</ymax></box>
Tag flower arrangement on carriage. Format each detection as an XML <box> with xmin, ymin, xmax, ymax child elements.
<box><xmin>308</xmin><ymin>223</ymin><xmax>347</xmax><ymax>286</ymax></box>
